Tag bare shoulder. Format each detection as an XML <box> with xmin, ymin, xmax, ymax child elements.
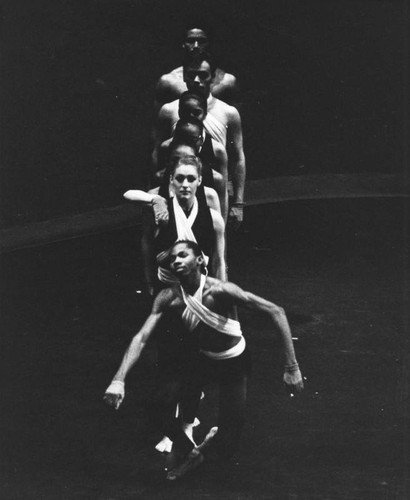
<box><xmin>148</xmin><ymin>186</ymin><xmax>160</xmax><ymax>195</ymax></box>
<box><xmin>206</xmin><ymin>278</ymin><xmax>243</xmax><ymax>298</ymax></box>
<box><xmin>221</xmin><ymin>71</ymin><xmax>238</xmax><ymax>88</ymax></box>
<box><xmin>152</xmin><ymin>286</ymin><xmax>180</xmax><ymax>312</ymax></box>
<box><xmin>160</xmin><ymin>138</ymin><xmax>172</xmax><ymax>151</ymax></box>
<box><xmin>158</xmin><ymin>100</ymin><xmax>177</xmax><ymax>119</ymax></box>
<box><xmin>157</xmin><ymin>67</ymin><xmax>183</xmax><ymax>86</ymax></box>
<box><xmin>213</xmin><ymin>98</ymin><xmax>239</xmax><ymax>119</ymax></box>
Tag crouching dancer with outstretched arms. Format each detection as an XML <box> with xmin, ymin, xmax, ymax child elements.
<box><xmin>104</xmin><ymin>240</ymin><xmax>303</xmax><ymax>480</ymax></box>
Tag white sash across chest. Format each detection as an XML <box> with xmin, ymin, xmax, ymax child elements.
<box><xmin>157</xmin><ymin>197</ymin><xmax>209</xmax><ymax>284</ymax></box>
<box><xmin>180</xmin><ymin>275</ymin><xmax>242</xmax><ymax>336</ymax></box>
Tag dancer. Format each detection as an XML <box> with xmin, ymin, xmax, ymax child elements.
<box><xmin>156</xmin><ymin>116</ymin><xmax>228</xmax><ymax>221</ymax></box>
<box><xmin>131</xmin><ymin>155</ymin><xmax>226</xmax><ymax>452</ymax></box>
<box><xmin>153</xmin><ymin>53</ymin><xmax>245</xmax><ymax>229</ymax></box>
<box><xmin>104</xmin><ymin>239</ymin><xmax>303</xmax><ymax>479</ymax></box>
<box><xmin>155</xmin><ymin>27</ymin><xmax>239</xmax><ymax>112</ymax></box>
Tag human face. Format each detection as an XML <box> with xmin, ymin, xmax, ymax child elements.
<box><xmin>183</xmin><ymin>61</ymin><xmax>213</xmax><ymax>97</ymax></box>
<box><xmin>179</xmin><ymin>97</ymin><xmax>206</xmax><ymax>122</ymax></box>
<box><xmin>169</xmin><ymin>243</ymin><xmax>201</xmax><ymax>277</ymax></box>
<box><xmin>170</xmin><ymin>163</ymin><xmax>201</xmax><ymax>203</ymax></box>
<box><xmin>183</xmin><ymin>29</ymin><xmax>209</xmax><ymax>55</ymax></box>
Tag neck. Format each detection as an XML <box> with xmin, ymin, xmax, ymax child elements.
<box><xmin>180</xmin><ymin>270</ymin><xmax>202</xmax><ymax>295</ymax></box>
<box><xmin>177</xmin><ymin>196</ymin><xmax>195</xmax><ymax>213</ymax></box>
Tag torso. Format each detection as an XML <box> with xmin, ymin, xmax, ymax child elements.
<box><xmin>163</xmin><ymin>66</ymin><xmax>236</xmax><ymax>104</ymax></box>
<box><xmin>164</xmin><ymin>278</ymin><xmax>240</xmax><ymax>353</ymax></box>
<box><xmin>154</xmin><ymin>192</ymin><xmax>215</xmax><ymax>267</ymax></box>
<box><xmin>164</xmin><ymin>97</ymin><xmax>231</xmax><ymax>147</ymax></box>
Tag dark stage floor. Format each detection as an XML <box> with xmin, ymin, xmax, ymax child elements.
<box><xmin>1</xmin><ymin>198</ymin><xmax>408</xmax><ymax>499</ymax></box>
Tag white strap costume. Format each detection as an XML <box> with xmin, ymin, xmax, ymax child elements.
<box><xmin>169</xmin><ymin>96</ymin><xmax>227</xmax><ymax>147</ymax></box>
<box><xmin>203</xmin><ymin>113</ymin><xmax>227</xmax><ymax>147</ymax></box>
<box><xmin>180</xmin><ymin>275</ymin><xmax>246</xmax><ymax>360</ymax></box>
<box><xmin>157</xmin><ymin>197</ymin><xmax>209</xmax><ymax>285</ymax></box>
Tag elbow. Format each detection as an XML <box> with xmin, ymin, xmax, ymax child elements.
<box><xmin>271</xmin><ymin>304</ymin><xmax>286</xmax><ymax>319</ymax></box>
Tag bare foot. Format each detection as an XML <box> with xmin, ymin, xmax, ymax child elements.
<box><xmin>166</xmin><ymin>449</ymin><xmax>204</xmax><ymax>480</ymax></box>
<box><xmin>165</xmin><ymin>427</ymin><xmax>218</xmax><ymax>480</ymax></box>
<box><xmin>197</xmin><ymin>426</ymin><xmax>218</xmax><ymax>452</ymax></box>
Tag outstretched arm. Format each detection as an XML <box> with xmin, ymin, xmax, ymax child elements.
<box><xmin>103</xmin><ymin>291</ymin><xmax>169</xmax><ymax>409</ymax></box>
<box><xmin>220</xmin><ymin>283</ymin><xmax>303</xmax><ymax>392</ymax></box>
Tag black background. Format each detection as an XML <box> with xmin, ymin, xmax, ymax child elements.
<box><xmin>1</xmin><ymin>0</ymin><xmax>406</xmax><ymax>227</ymax></box>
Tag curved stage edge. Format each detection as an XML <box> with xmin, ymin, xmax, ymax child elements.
<box><xmin>1</xmin><ymin>173</ymin><xmax>408</xmax><ymax>253</ymax></box>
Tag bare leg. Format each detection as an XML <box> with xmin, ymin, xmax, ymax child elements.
<box><xmin>166</xmin><ymin>427</ymin><xmax>218</xmax><ymax>480</ymax></box>
<box><xmin>166</xmin><ymin>374</ymin><xmax>248</xmax><ymax>479</ymax></box>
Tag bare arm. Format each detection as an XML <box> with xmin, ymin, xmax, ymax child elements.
<box><xmin>123</xmin><ymin>188</ymin><xmax>169</xmax><ymax>227</ymax></box>
<box><xmin>213</xmin><ymin>140</ymin><xmax>228</xmax><ymax>186</ymax></box>
<box><xmin>123</xmin><ymin>190</ymin><xmax>155</xmax><ymax>203</ymax></box>
<box><xmin>210</xmin><ymin>209</ymin><xmax>226</xmax><ymax>281</ymax></box>
<box><xmin>204</xmin><ymin>186</ymin><xmax>221</xmax><ymax>214</ymax></box>
<box><xmin>152</xmin><ymin>104</ymin><xmax>175</xmax><ymax>171</ymax></box>
<box><xmin>219</xmin><ymin>283</ymin><xmax>303</xmax><ymax>392</ymax></box>
<box><xmin>141</xmin><ymin>206</ymin><xmax>158</xmax><ymax>295</ymax></box>
<box><xmin>226</xmin><ymin>106</ymin><xmax>246</xmax><ymax>229</ymax></box>
<box><xmin>103</xmin><ymin>290</ymin><xmax>172</xmax><ymax>408</ymax></box>
<box><xmin>154</xmin><ymin>74</ymin><xmax>180</xmax><ymax>115</ymax></box>
<box><xmin>226</xmin><ymin>106</ymin><xmax>246</xmax><ymax>204</ymax></box>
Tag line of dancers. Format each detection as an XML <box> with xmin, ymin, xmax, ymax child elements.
<box><xmin>103</xmin><ymin>27</ymin><xmax>303</xmax><ymax>481</ymax></box>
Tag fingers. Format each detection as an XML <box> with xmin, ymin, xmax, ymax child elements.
<box><xmin>103</xmin><ymin>392</ymin><xmax>123</xmax><ymax>409</ymax></box>
<box><xmin>228</xmin><ymin>207</ymin><xmax>244</xmax><ymax>230</ymax></box>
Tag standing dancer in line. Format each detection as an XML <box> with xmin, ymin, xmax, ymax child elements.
<box><xmin>156</xmin><ymin>114</ymin><xmax>228</xmax><ymax>221</ymax></box>
<box><xmin>154</xmin><ymin>27</ymin><xmax>239</xmax><ymax>113</ymax></box>
<box><xmin>153</xmin><ymin>53</ymin><xmax>245</xmax><ymax>229</ymax></box>
<box><xmin>104</xmin><ymin>239</ymin><xmax>303</xmax><ymax>480</ymax></box>
<box><xmin>124</xmin><ymin>154</ymin><xmax>226</xmax><ymax>453</ymax></box>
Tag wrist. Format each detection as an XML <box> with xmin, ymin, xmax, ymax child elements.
<box><xmin>284</xmin><ymin>362</ymin><xmax>299</xmax><ymax>373</ymax></box>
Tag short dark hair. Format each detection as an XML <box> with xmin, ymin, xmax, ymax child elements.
<box><xmin>171</xmin><ymin>239</ymin><xmax>203</xmax><ymax>257</ymax></box>
<box><xmin>179</xmin><ymin>91</ymin><xmax>207</xmax><ymax>114</ymax></box>
<box><xmin>181</xmin><ymin>24</ymin><xmax>214</xmax><ymax>45</ymax></box>
<box><xmin>173</xmin><ymin>119</ymin><xmax>203</xmax><ymax>151</ymax></box>
<box><xmin>172</xmin><ymin>155</ymin><xmax>203</xmax><ymax>177</ymax></box>
<box><xmin>167</xmin><ymin>138</ymin><xmax>197</xmax><ymax>161</ymax></box>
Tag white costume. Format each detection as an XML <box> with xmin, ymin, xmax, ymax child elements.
<box><xmin>180</xmin><ymin>275</ymin><xmax>246</xmax><ymax>360</ymax></box>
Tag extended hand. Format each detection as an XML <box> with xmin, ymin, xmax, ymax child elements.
<box><xmin>228</xmin><ymin>205</ymin><xmax>243</xmax><ymax>230</ymax></box>
<box><xmin>283</xmin><ymin>369</ymin><xmax>304</xmax><ymax>394</ymax></box>
<box><xmin>151</xmin><ymin>195</ymin><xmax>169</xmax><ymax>226</ymax></box>
<box><xmin>103</xmin><ymin>380</ymin><xmax>125</xmax><ymax>410</ymax></box>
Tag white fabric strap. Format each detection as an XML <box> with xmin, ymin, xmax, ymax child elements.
<box><xmin>180</xmin><ymin>280</ymin><xmax>242</xmax><ymax>337</ymax></box>
<box><xmin>201</xmin><ymin>335</ymin><xmax>246</xmax><ymax>360</ymax></box>
<box><xmin>181</xmin><ymin>274</ymin><xmax>207</xmax><ymax>332</ymax></box>
<box><xmin>156</xmin><ymin>196</ymin><xmax>209</xmax><ymax>285</ymax></box>
<box><xmin>172</xmin><ymin>196</ymin><xmax>209</xmax><ymax>267</ymax></box>
<box><xmin>173</xmin><ymin>195</ymin><xmax>198</xmax><ymax>238</ymax></box>
<box><xmin>203</xmin><ymin>113</ymin><xmax>228</xmax><ymax>147</ymax></box>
